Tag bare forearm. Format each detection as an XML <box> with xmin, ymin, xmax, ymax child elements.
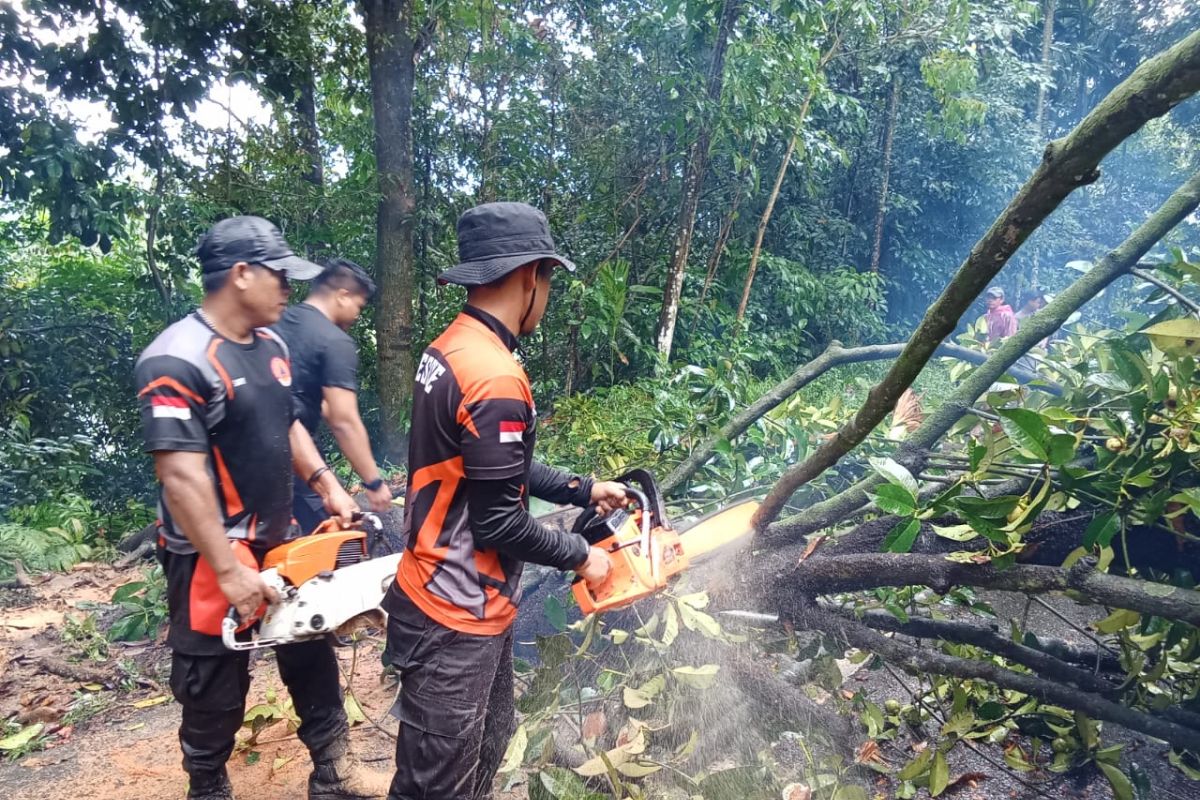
<box><xmin>161</xmin><ymin>471</ymin><xmax>237</xmax><ymax>574</ymax></box>
<box><xmin>290</xmin><ymin>421</ymin><xmax>326</xmax><ymax>481</ymax></box>
<box><xmin>329</xmin><ymin>417</ymin><xmax>381</xmax><ymax>483</ymax></box>
<box><xmin>289</xmin><ymin>421</ymin><xmax>354</xmax><ymax>518</ymax></box>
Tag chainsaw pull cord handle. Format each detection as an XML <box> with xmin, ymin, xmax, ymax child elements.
<box><xmin>310</xmin><ymin>510</ymin><xmax>368</xmax><ymax>536</ymax></box>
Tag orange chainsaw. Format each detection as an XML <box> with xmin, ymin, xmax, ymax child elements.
<box><xmin>570</xmin><ymin>469</ymin><xmax>759</xmax><ymax>615</ymax></box>
<box><xmin>222</xmin><ymin>513</ymin><xmax>402</xmax><ymax>651</ymax></box>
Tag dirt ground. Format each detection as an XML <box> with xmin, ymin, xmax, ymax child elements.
<box><xmin>0</xmin><ymin>562</ymin><xmax>406</xmax><ymax>800</ymax></box>
<box><xmin>2</xmin><ymin>561</ymin><xmax>1199</xmax><ymax>800</ymax></box>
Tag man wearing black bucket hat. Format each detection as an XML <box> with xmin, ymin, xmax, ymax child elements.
<box><xmin>135</xmin><ymin>216</ymin><xmax>390</xmax><ymax>800</ymax></box>
<box><xmin>381</xmin><ymin>202</ymin><xmax>625</xmax><ymax>799</ymax></box>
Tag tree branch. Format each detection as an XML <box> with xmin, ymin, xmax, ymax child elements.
<box><xmin>842</xmin><ymin>606</ymin><xmax>1118</xmax><ymax>695</ymax></box>
<box><xmin>765</xmin><ymin>166</ymin><xmax>1200</xmax><ymax>544</ymax></box>
<box><xmin>661</xmin><ymin>341</ymin><xmax>1051</xmax><ymax>496</ymax></box>
<box><xmin>793</xmin><ymin>604</ymin><xmax>1200</xmax><ymax>752</ymax></box>
<box><xmin>752</xmin><ymin>30</ymin><xmax>1200</xmax><ymax>530</ymax></box>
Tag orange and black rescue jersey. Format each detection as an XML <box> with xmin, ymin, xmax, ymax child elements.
<box><xmin>391</xmin><ymin>307</ymin><xmax>591</xmax><ymax>635</ymax></box>
<box><xmin>135</xmin><ymin>313</ymin><xmax>297</xmax><ymax>554</ymax></box>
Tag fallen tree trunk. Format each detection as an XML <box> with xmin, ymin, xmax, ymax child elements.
<box><xmin>661</xmin><ymin>342</ymin><xmax>1050</xmax><ymax>496</ymax></box>
<box><xmin>763</xmin><ymin>553</ymin><xmax>1200</xmax><ymax>631</ymax></box>
<box><xmin>752</xmin><ymin>30</ymin><xmax>1200</xmax><ymax>530</ymax></box>
<box><xmin>764</xmin><ymin>165</ymin><xmax>1200</xmax><ymax>545</ymax></box>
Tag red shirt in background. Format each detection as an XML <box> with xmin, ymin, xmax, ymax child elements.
<box><xmin>985</xmin><ymin>304</ymin><xmax>1018</xmax><ymax>342</ymax></box>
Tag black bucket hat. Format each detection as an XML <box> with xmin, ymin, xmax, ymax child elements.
<box><xmin>438</xmin><ymin>202</ymin><xmax>576</xmax><ymax>287</ymax></box>
<box><xmin>196</xmin><ymin>215</ymin><xmax>323</xmax><ymax>280</ymax></box>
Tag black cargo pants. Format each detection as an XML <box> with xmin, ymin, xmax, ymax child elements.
<box><xmin>162</xmin><ymin>550</ymin><xmax>348</xmax><ymax>784</ymax></box>
<box><xmin>383</xmin><ymin>590</ymin><xmax>516</xmax><ymax>800</ymax></box>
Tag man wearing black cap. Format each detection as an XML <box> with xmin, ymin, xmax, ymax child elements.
<box><xmin>135</xmin><ymin>216</ymin><xmax>390</xmax><ymax>800</ymax></box>
<box><xmin>382</xmin><ymin>202</ymin><xmax>623</xmax><ymax>799</ymax></box>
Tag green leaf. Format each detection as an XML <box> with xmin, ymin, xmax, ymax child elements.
<box><xmin>623</xmin><ymin>686</ymin><xmax>652</xmax><ymax>709</ymax></box>
<box><xmin>1095</xmin><ymin>609</ymin><xmax>1140</xmax><ymax>634</ymax></box>
<box><xmin>932</xmin><ymin>523</ymin><xmax>978</xmax><ymax>542</ymax></box>
<box><xmin>869</xmin><ymin>456</ymin><xmax>918</xmax><ymax>495</ymax></box>
<box><xmin>1097</xmin><ymin>762</ymin><xmax>1134</xmax><ymax>800</ymax></box>
<box><xmin>498</xmin><ymin>724</ymin><xmax>528</xmax><ymax>773</ymax></box>
<box><xmin>897</xmin><ymin>748</ymin><xmax>933</xmax><ymax>781</ymax></box>
<box><xmin>870</xmin><ymin>483</ymin><xmax>918</xmax><ymax>516</ymax></box>
<box><xmin>1047</xmin><ymin>433</ymin><xmax>1077</xmax><ymax>467</ymax></box>
<box><xmin>543</xmin><ymin>595</ymin><xmax>567</xmax><ymax>631</ymax></box>
<box><xmin>929</xmin><ymin>752</ymin><xmax>949</xmax><ymax>796</ymax></box>
<box><xmin>672</xmin><ymin>664</ymin><xmax>720</xmax><ymax>688</ymax></box>
<box><xmin>677</xmin><ymin>601</ymin><xmax>722</xmax><ymax>639</ymax></box>
<box><xmin>941</xmin><ymin>711</ymin><xmax>976</xmax><ymax>738</ymax></box>
<box><xmin>1075</xmin><ymin>710</ymin><xmax>1098</xmax><ymax>750</ymax></box>
<box><xmin>344</xmin><ymin>694</ymin><xmax>366</xmax><ymax>725</ymax></box>
<box><xmin>1086</xmin><ymin>373</ymin><xmax>1131</xmax><ymax>393</ymax></box>
<box><xmin>0</xmin><ymin>723</ymin><xmax>44</xmax><ymax>751</ymax></box>
<box><xmin>661</xmin><ymin>602</ymin><xmax>680</xmax><ymax>646</ymax></box>
<box><xmin>831</xmin><ymin>787</ymin><xmax>868</xmax><ymax>800</ymax></box>
<box><xmin>998</xmin><ymin>408</ymin><xmax>1050</xmax><ymax>460</ymax></box>
<box><xmin>883</xmin><ymin>518</ymin><xmax>921</xmax><ymax>554</ymax></box>
<box><xmin>1083</xmin><ymin>512</ymin><xmax>1120</xmax><ymax>549</ymax></box>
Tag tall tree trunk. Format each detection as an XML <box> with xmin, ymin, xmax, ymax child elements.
<box><xmin>735</xmin><ymin>134</ymin><xmax>795</xmax><ymax>323</ymax></box>
<box><xmin>654</xmin><ymin>0</ymin><xmax>744</xmax><ymax>368</ymax></box>
<box><xmin>736</xmin><ymin>37</ymin><xmax>838</xmax><ymax>322</ymax></box>
<box><xmin>1035</xmin><ymin>0</ymin><xmax>1057</xmax><ymax>135</ymax></box>
<box><xmin>293</xmin><ymin>66</ymin><xmax>327</xmax><ymax>249</ymax></box>
<box><xmin>363</xmin><ymin>0</ymin><xmax>418</xmax><ymax>461</ymax></box>
<box><xmin>869</xmin><ymin>73</ymin><xmax>901</xmax><ymax>275</ymax></box>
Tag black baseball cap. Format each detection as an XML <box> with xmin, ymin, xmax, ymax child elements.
<box><xmin>437</xmin><ymin>202</ymin><xmax>575</xmax><ymax>287</ymax></box>
<box><xmin>196</xmin><ymin>216</ymin><xmax>322</xmax><ymax>279</ymax></box>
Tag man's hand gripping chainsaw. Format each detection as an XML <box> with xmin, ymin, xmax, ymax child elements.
<box><xmin>221</xmin><ymin>513</ymin><xmax>401</xmax><ymax>651</ymax></box>
<box><xmin>571</xmin><ymin>469</ymin><xmax>759</xmax><ymax>615</ymax></box>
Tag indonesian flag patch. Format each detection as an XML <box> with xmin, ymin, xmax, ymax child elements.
<box><xmin>498</xmin><ymin>420</ymin><xmax>525</xmax><ymax>443</ymax></box>
<box><xmin>151</xmin><ymin>395</ymin><xmax>191</xmax><ymax>420</ymax></box>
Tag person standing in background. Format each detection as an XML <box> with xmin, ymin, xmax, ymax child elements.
<box><xmin>274</xmin><ymin>258</ymin><xmax>393</xmax><ymax>534</ymax></box>
<box><xmin>984</xmin><ymin>286</ymin><xmax>1018</xmax><ymax>343</ymax></box>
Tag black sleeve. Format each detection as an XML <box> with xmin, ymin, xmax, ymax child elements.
<box><xmin>322</xmin><ymin>333</ymin><xmax>359</xmax><ymax>391</ymax></box>
<box><xmin>528</xmin><ymin>461</ymin><xmax>594</xmax><ymax>507</ymax></box>
<box><xmin>135</xmin><ymin>355</ymin><xmax>213</xmax><ymax>453</ymax></box>
<box><xmin>466</xmin><ymin>477</ymin><xmax>590</xmax><ymax>571</ymax></box>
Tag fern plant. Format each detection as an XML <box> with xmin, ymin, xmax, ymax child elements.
<box><xmin>0</xmin><ymin>521</ymin><xmax>93</xmax><ymax>580</ymax></box>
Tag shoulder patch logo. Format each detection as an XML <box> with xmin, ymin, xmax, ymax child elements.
<box><xmin>416</xmin><ymin>353</ymin><xmax>446</xmax><ymax>394</ymax></box>
<box><xmin>499</xmin><ymin>420</ymin><xmax>526</xmax><ymax>443</ymax></box>
<box><xmin>270</xmin><ymin>356</ymin><xmax>292</xmax><ymax>387</ymax></box>
<box><xmin>151</xmin><ymin>395</ymin><xmax>191</xmax><ymax>420</ymax></box>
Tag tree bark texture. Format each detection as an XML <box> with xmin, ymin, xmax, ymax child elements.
<box><xmin>654</xmin><ymin>0</ymin><xmax>744</xmax><ymax>367</ymax></box>
<box><xmin>294</xmin><ymin>68</ymin><xmax>326</xmax><ymax>218</ymax></box>
<box><xmin>773</xmin><ymin>554</ymin><xmax>1200</xmax><ymax>630</ymax></box>
<box><xmin>765</xmin><ymin>166</ymin><xmax>1200</xmax><ymax>544</ymax></box>
<box><xmin>868</xmin><ymin>73</ymin><xmax>900</xmax><ymax>275</ymax></box>
<box><xmin>363</xmin><ymin>0</ymin><xmax>418</xmax><ymax>460</ymax></box>
<box><xmin>752</xmin><ymin>30</ymin><xmax>1200</xmax><ymax>531</ymax></box>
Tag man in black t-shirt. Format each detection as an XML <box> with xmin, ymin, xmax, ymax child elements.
<box><xmin>136</xmin><ymin>216</ymin><xmax>389</xmax><ymax>800</ymax></box>
<box><xmin>274</xmin><ymin>258</ymin><xmax>392</xmax><ymax>533</ymax></box>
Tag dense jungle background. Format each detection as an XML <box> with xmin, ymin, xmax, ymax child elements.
<box><xmin>3</xmin><ymin>1</ymin><xmax>1200</xmax><ymax>798</ymax></box>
